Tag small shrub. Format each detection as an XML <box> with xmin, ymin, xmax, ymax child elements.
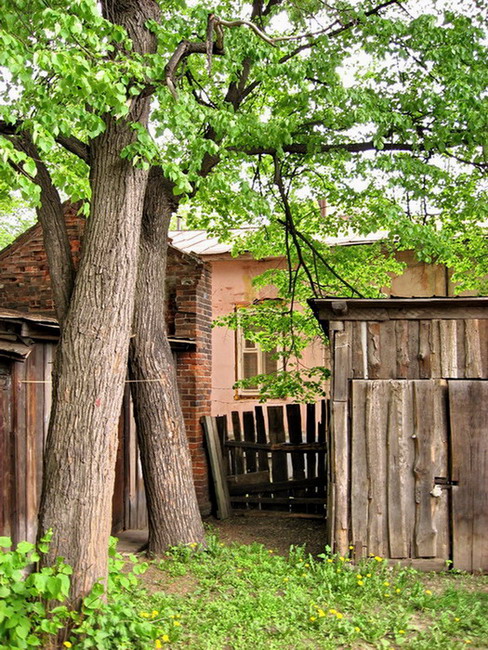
<box><xmin>0</xmin><ymin>532</ymin><xmax>71</xmax><ymax>649</ymax></box>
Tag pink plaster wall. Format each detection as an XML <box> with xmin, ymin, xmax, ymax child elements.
<box><xmin>208</xmin><ymin>250</ymin><xmax>450</xmax><ymax>420</ymax></box>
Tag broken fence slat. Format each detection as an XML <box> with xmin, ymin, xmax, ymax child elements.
<box><xmin>202</xmin><ymin>416</ymin><xmax>231</xmax><ymax>520</ymax></box>
<box><xmin>224</xmin><ymin>441</ymin><xmax>326</xmax><ymax>452</ymax></box>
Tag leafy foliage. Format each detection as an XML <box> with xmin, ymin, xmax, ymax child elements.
<box><xmin>0</xmin><ymin>535</ymin><xmax>172</xmax><ymax>649</ymax></box>
<box><xmin>133</xmin><ymin>530</ymin><xmax>488</xmax><ymax>649</ymax></box>
<box><xmin>0</xmin><ymin>0</ymin><xmax>487</xmax><ymax>397</ymax></box>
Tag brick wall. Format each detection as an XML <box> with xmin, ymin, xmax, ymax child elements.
<box><xmin>167</xmin><ymin>246</ymin><xmax>213</xmax><ymax>514</ymax></box>
<box><xmin>0</xmin><ymin>203</ymin><xmax>83</xmax><ymax>314</ymax></box>
<box><xmin>0</xmin><ymin>209</ymin><xmax>212</xmax><ymax>514</ymax></box>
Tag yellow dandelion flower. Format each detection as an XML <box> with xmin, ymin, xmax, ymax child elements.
<box><xmin>310</xmin><ymin>616</ymin><xmax>316</xmax><ymax>622</ymax></box>
<box><xmin>383</xmin><ymin>581</ymin><xmax>390</xmax><ymax>587</ymax></box>
<box><xmin>155</xmin><ymin>641</ymin><xmax>163</xmax><ymax>649</ymax></box>
<box><xmin>396</xmin><ymin>588</ymin><xmax>401</xmax><ymax>593</ymax></box>
<box><xmin>399</xmin><ymin>630</ymin><xmax>405</xmax><ymax>635</ymax></box>
<box><xmin>425</xmin><ymin>589</ymin><xmax>432</xmax><ymax>595</ymax></box>
<box><xmin>357</xmin><ymin>580</ymin><xmax>364</xmax><ymax>586</ymax></box>
<box><xmin>374</xmin><ymin>556</ymin><xmax>383</xmax><ymax>562</ymax></box>
<box><xmin>236</xmin><ymin>568</ymin><xmax>243</xmax><ymax>572</ymax></box>
<box><xmin>175</xmin><ymin>614</ymin><xmax>181</xmax><ymax>618</ymax></box>
<box><xmin>268</xmin><ymin>549</ymin><xmax>274</xmax><ymax>553</ymax></box>
<box><xmin>329</xmin><ymin>609</ymin><xmax>337</xmax><ymax>615</ymax></box>
<box><xmin>355</xmin><ymin>627</ymin><xmax>360</xmax><ymax>633</ymax></box>
<box><xmin>151</xmin><ymin>610</ymin><xmax>159</xmax><ymax>617</ymax></box>
<box><xmin>464</xmin><ymin>641</ymin><xmax>472</xmax><ymax>645</ymax></box>
<box><xmin>162</xmin><ymin>635</ymin><xmax>170</xmax><ymax>643</ymax></box>
<box><xmin>140</xmin><ymin>612</ymin><xmax>150</xmax><ymax>618</ymax></box>
<box><xmin>336</xmin><ymin>613</ymin><xmax>343</xmax><ymax>619</ymax></box>
<box><xmin>337</xmin><ymin>569</ymin><xmax>342</xmax><ymax>573</ymax></box>
<box><xmin>305</xmin><ymin>563</ymin><xmax>310</xmax><ymax>567</ymax></box>
<box><xmin>173</xmin><ymin>621</ymin><xmax>181</xmax><ymax>626</ymax></box>
<box><xmin>63</xmin><ymin>644</ymin><xmax>72</xmax><ymax>649</ymax></box>
<box><xmin>317</xmin><ymin>608</ymin><xmax>326</xmax><ymax>617</ymax></box>
<box><xmin>349</xmin><ymin>545</ymin><xmax>354</xmax><ymax>550</ymax></box>
<box><xmin>339</xmin><ymin>556</ymin><xmax>345</xmax><ymax>561</ymax></box>
<box><xmin>366</xmin><ymin>573</ymin><xmax>372</xmax><ymax>578</ymax></box>
<box><xmin>455</xmin><ymin>617</ymin><xmax>460</xmax><ymax>622</ymax></box>
<box><xmin>327</xmin><ymin>559</ymin><xmax>333</xmax><ymax>563</ymax></box>
<box><xmin>283</xmin><ymin>577</ymin><xmax>289</xmax><ymax>582</ymax></box>
<box><xmin>384</xmin><ymin>593</ymin><xmax>390</xmax><ymax>598</ymax></box>
<box><xmin>357</xmin><ymin>574</ymin><xmax>362</xmax><ymax>579</ymax></box>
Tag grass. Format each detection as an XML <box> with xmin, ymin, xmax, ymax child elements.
<box><xmin>128</xmin><ymin>529</ymin><xmax>488</xmax><ymax>649</ymax></box>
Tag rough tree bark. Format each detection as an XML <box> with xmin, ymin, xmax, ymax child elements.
<box><xmin>37</xmin><ymin>0</ymin><xmax>160</xmax><ymax>603</ymax></box>
<box><xmin>129</xmin><ymin>167</ymin><xmax>206</xmax><ymax>553</ymax></box>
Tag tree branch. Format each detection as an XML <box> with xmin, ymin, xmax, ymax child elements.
<box><xmin>9</xmin><ymin>133</ymin><xmax>76</xmax><ymax>324</ymax></box>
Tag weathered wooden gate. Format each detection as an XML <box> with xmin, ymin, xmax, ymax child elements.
<box><xmin>204</xmin><ymin>402</ymin><xmax>328</xmax><ymax>517</ymax></box>
<box><xmin>309</xmin><ymin>297</ymin><xmax>488</xmax><ymax>572</ymax></box>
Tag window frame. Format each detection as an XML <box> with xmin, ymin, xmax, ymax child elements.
<box><xmin>235</xmin><ymin>307</ymin><xmax>281</xmax><ymax>397</ymax></box>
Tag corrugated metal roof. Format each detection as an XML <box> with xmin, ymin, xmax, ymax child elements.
<box><xmin>169</xmin><ymin>229</ymin><xmax>388</xmax><ymax>256</ymax></box>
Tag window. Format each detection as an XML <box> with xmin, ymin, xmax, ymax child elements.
<box><xmin>236</xmin><ymin>328</ymin><xmax>279</xmax><ymax>396</ymax></box>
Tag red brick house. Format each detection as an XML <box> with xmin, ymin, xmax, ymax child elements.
<box><xmin>0</xmin><ymin>205</ymin><xmax>212</xmax><ymax>543</ymax></box>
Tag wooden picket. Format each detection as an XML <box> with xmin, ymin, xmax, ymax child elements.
<box><xmin>203</xmin><ymin>402</ymin><xmax>328</xmax><ymax>518</ymax></box>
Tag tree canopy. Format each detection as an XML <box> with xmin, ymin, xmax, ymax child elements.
<box><xmin>1</xmin><ymin>0</ymin><xmax>487</xmax><ymax>401</ymax></box>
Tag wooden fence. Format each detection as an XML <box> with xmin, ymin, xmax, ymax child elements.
<box><xmin>203</xmin><ymin>401</ymin><xmax>328</xmax><ymax>518</ymax></box>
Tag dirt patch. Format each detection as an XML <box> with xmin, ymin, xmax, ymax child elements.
<box><xmin>139</xmin><ymin>564</ymin><xmax>199</xmax><ymax>596</ymax></box>
<box><xmin>203</xmin><ymin>514</ymin><xmax>328</xmax><ymax>557</ymax></box>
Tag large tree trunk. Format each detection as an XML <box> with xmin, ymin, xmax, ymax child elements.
<box><xmin>129</xmin><ymin>168</ymin><xmax>205</xmax><ymax>552</ymax></box>
<box><xmin>37</xmin><ymin>0</ymin><xmax>160</xmax><ymax>603</ymax></box>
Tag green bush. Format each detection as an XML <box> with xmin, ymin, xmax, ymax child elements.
<box><xmin>0</xmin><ymin>534</ymin><xmax>170</xmax><ymax>649</ymax></box>
<box><xmin>0</xmin><ymin>531</ymin><xmax>71</xmax><ymax>649</ymax></box>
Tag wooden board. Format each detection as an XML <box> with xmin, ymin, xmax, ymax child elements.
<box><xmin>449</xmin><ymin>381</ymin><xmax>488</xmax><ymax>572</ymax></box>
<box><xmin>254</xmin><ymin>406</ymin><xmax>269</xmax><ymax>472</ymax></box>
<box><xmin>242</xmin><ymin>411</ymin><xmax>257</xmax><ymax>474</ymax></box>
<box><xmin>202</xmin><ymin>416</ymin><xmax>231</xmax><ymax>519</ymax></box>
<box><xmin>267</xmin><ymin>406</ymin><xmax>288</xmax><ymax>484</ymax></box>
<box><xmin>349</xmin><ymin>380</ymin><xmax>449</xmax><ymax>562</ymax></box>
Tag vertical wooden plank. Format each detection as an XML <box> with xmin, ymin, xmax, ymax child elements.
<box><xmin>286</xmin><ymin>404</ymin><xmax>305</xmax><ymax>480</ymax></box>
<box><xmin>365</xmin><ymin>381</ymin><xmax>388</xmax><ymax>557</ymax></box>
<box><xmin>12</xmin><ymin>360</ymin><xmax>27</xmax><ymax>545</ymax></box>
<box><xmin>407</xmin><ymin>320</ymin><xmax>420</xmax><ymax>379</ymax></box>
<box><xmin>430</xmin><ymin>320</ymin><xmax>442</xmax><ymax>378</ymax></box>
<box><xmin>231</xmin><ymin>411</ymin><xmax>245</xmax><ymax>475</ymax></box>
<box><xmin>351</xmin><ymin>381</ymin><xmax>369</xmax><ymax>557</ymax></box>
<box><xmin>317</xmin><ymin>400</ymin><xmax>327</xmax><ymax>504</ymax></box>
<box><xmin>0</xmin><ymin>365</ymin><xmax>12</xmax><ymax>538</ymax></box>
<box><xmin>455</xmin><ymin>319</ymin><xmax>466</xmax><ymax>379</ymax></box>
<box><xmin>449</xmin><ymin>381</ymin><xmax>488</xmax><ymax>572</ymax></box>
<box><xmin>216</xmin><ymin>415</ymin><xmax>230</xmax><ymax>476</ymax></box>
<box><xmin>202</xmin><ymin>416</ymin><xmax>231</xmax><ymax>519</ymax></box>
<box><xmin>254</xmin><ymin>406</ymin><xmax>269</xmax><ymax>472</ymax></box>
<box><xmin>412</xmin><ymin>382</ymin><xmax>438</xmax><ymax>557</ymax></box>
<box><xmin>242</xmin><ymin>411</ymin><xmax>257</xmax><ymax>474</ymax></box>
<box><xmin>333</xmin><ymin>324</ymin><xmax>352</xmax><ymax>401</ymax></box>
<box><xmin>395</xmin><ymin>321</ymin><xmax>410</xmax><ymax>378</ymax></box>
<box><xmin>351</xmin><ymin>322</ymin><xmax>365</xmax><ymax>378</ymax></box>
<box><xmin>127</xmin><ymin>394</ymin><xmax>138</xmax><ymax>530</ymax></box>
<box><xmin>386</xmin><ymin>381</ymin><xmax>410</xmax><ymax>558</ymax></box>
<box><xmin>439</xmin><ymin>320</ymin><xmax>458</xmax><ymax>378</ymax></box>
<box><xmin>43</xmin><ymin>343</ymin><xmax>53</xmax><ymax>439</ymax></box>
<box><xmin>286</xmin><ymin>404</ymin><xmax>305</xmax><ymax>512</ymax></box>
<box><xmin>418</xmin><ymin>320</ymin><xmax>432</xmax><ymax>379</ymax></box>
<box><xmin>378</xmin><ymin>321</ymin><xmax>396</xmax><ymax>378</ymax></box>
<box><xmin>267</xmin><ymin>406</ymin><xmax>288</xmax><ymax>483</ymax></box>
<box><xmin>306</xmin><ymin>403</ymin><xmax>316</xmax><ymax>500</ymax></box>
<box><xmin>367</xmin><ymin>322</ymin><xmax>381</xmax><ymax>379</ymax></box>
<box><xmin>479</xmin><ymin>319</ymin><xmax>488</xmax><ymax>377</ymax></box>
<box><xmin>332</xmin><ymin>400</ymin><xmax>349</xmax><ymax>555</ymax></box>
<box><xmin>464</xmin><ymin>320</ymin><xmax>483</xmax><ymax>378</ymax></box>
<box><xmin>430</xmin><ymin>380</ymin><xmax>450</xmax><ymax>561</ymax></box>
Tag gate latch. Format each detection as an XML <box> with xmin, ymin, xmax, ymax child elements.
<box><xmin>434</xmin><ymin>476</ymin><xmax>459</xmax><ymax>488</ymax></box>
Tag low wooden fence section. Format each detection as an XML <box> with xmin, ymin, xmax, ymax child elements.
<box><xmin>203</xmin><ymin>402</ymin><xmax>328</xmax><ymax>518</ymax></box>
